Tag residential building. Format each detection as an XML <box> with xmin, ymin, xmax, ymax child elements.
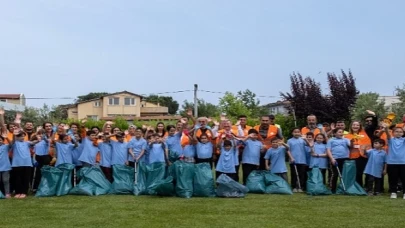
<box><xmin>0</xmin><ymin>93</ymin><xmax>26</xmax><ymax>111</ymax></box>
<box><xmin>264</xmin><ymin>100</ymin><xmax>290</xmax><ymax>115</ymax></box>
<box><xmin>67</xmin><ymin>91</ymin><xmax>173</xmax><ymax>121</ymax></box>
<box><xmin>378</xmin><ymin>96</ymin><xmax>401</xmax><ymax>111</ymax></box>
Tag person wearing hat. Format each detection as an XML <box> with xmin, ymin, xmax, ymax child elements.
<box><xmin>364</xmin><ymin>110</ymin><xmax>379</xmax><ymax>147</ymax></box>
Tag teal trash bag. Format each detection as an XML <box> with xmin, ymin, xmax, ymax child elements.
<box><xmin>133</xmin><ymin>162</ymin><xmax>147</xmax><ymax>196</ymax></box>
<box><xmin>153</xmin><ymin>176</ymin><xmax>175</xmax><ymax>196</ymax></box>
<box><xmin>69</xmin><ymin>166</ymin><xmax>111</xmax><ymax>196</ymax></box>
<box><xmin>193</xmin><ymin>162</ymin><xmax>215</xmax><ymax>197</ymax></box>
<box><xmin>111</xmin><ymin>165</ymin><xmax>134</xmax><ymax>195</ymax></box>
<box><xmin>246</xmin><ymin>170</ymin><xmax>266</xmax><ymax>194</ymax></box>
<box><xmin>55</xmin><ymin>163</ymin><xmax>75</xmax><ymax>196</ymax></box>
<box><xmin>264</xmin><ymin>173</ymin><xmax>293</xmax><ymax>195</ymax></box>
<box><xmin>0</xmin><ymin>189</ymin><xmax>4</xmax><ymax>199</ymax></box>
<box><xmin>36</xmin><ymin>166</ymin><xmax>63</xmax><ymax>197</ymax></box>
<box><xmin>336</xmin><ymin>160</ymin><xmax>367</xmax><ymax>196</ymax></box>
<box><xmin>216</xmin><ymin>174</ymin><xmax>249</xmax><ymax>198</ymax></box>
<box><xmin>168</xmin><ymin>150</ymin><xmax>180</xmax><ymax>163</ymax></box>
<box><xmin>174</xmin><ymin>161</ymin><xmax>195</xmax><ymax>198</ymax></box>
<box><xmin>306</xmin><ymin>167</ymin><xmax>332</xmax><ymax>196</ymax></box>
<box><xmin>145</xmin><ymin>162</ymin><xmax>166</xmax><ymax>195</ymax></box>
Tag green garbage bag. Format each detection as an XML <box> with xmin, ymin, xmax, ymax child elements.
<box><xmin>174</xmin><ymin>161</ymin><xmax>195</xmax><ymax>198</ymax></box>
<box><xmin>154</xmin><ymin>176</ymin><xmax>175</xmax><ymax>196</ymax></box>
<box><xmin>111</xmin><ymin>165</ymin><xmax>134</xmax><ymax>195</ymax></box>
<box><xmin>306</xmin><ymin>167</ymin><xmax>332</xmax><ymax>196</ymax></box>
<box><xmin>69</xmin><ymin>166</ymin><xmax>111</xmax><ymax>196</ymax></box>
<box><xmin>216</xmin><ymin>174</ymin><xmax>249</xmax><ymax>198</ymax></box>
<box><xmin>133</xmin><ymin>162</ymin><xmax>147</xmax><ymax>196</ymax></box>
<box><xmin>336</xmin><ymin>160</ymin><xmax>367</xmax><ymax>196</ymax></box>
<box><xmin>264</xmin><ymin>173</ymin><xmax>293</xmax><ymax>195</ymax></box>
<box><xmin>193</xmin><ymin>163</ymin><xmax>215</xmax><ymax>197</ymax></box>
<box><xmin>56</xmin><ymin>163</ymin><xmax>75</xmax><ymax>196</ymax></box>
<box><xmin>169</xmin><ymin>150</ymin><xmax>180</xmax><ymax>163</ymax></box>
<box><xmin>145</xmin><ymin>162</ymin><xmax>166</xmax><ymax>195</ymax></box>
<box><xmin>36</xmin><ymin>166</ymin><xmax>63</xmax><ymax>197</ymax></box>
<box><xmin>246</xmin><ymin>170</ymin><xmax>266</xmax><ymax>194</ymax></box>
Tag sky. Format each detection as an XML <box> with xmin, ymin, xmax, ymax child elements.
<box><xmin>1</xmin><ymin>0</ymin><xmax>405</xmax><ymax>108</ymax></box>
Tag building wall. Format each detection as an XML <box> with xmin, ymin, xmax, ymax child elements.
<box><xmin>67</xmin><ymin>107</ymin><xmax>79</xmax><ymax>120</ymax></box>
<box><xmin>102</xmin><ymin>93</ymin><xmax>142</xmax><ymax>117</ymax></box>
<box><xmin>378</xmin><ymin>96</ymin><xmax>400</xmax><ymax>112</ymax></box>
<box><xmin>77</xmin><ymin>99</ymin><xmax>104</xmax><ymax>120</ymax></box>
<box><xmin>269</xmin><ymin>105</ymin><xmax>288</xmax><ymax>115</ymax></box>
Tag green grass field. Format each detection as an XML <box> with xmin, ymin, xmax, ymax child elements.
<box><xmin>1</xmin><ymin>193</ymin><xmax>404</xmax><ymax>228</ymax></box>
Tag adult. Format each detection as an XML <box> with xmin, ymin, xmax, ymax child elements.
<box><xmin>23</xmin><ymin>121</ymin><xmax>35</xmax><ymax>140</ymax></box>
<box><xmin>364</xmin><ymin>110</ymin><xmax>378</xmax><ymax>146</ymax></box>
<box><xmin>301</xmin><ymin>114</ymin><xmax>324</xmax><ymax>136</ymax></box>
<box><xmin>194</xmin><ymin>117</ymin><xmax>214</xmax><ymax>141</ymax></box>
<box><xmin>254</xmin><ymin>115</ymin><xmax>282</xmax><ymax>170</ymax></box>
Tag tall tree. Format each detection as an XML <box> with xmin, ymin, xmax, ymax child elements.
<box><xmin>237</xmin><ymin>89</ymin><xmax>268</xmax><ymax>118</ymax></box>
<box><xmin>145</xmin><ymin>95</ymin><xmax>179</xmax><ymax>114</ymax></box>
<box><xmin>392</xmin><ymin>84</ymin><xmax>405</xmax><ymax>123</ymax></box>
<box><xmin>180</xmin><ymin>99</ymin><xmax>220</xmax><ymax>117</ymax></box>
<box><xmin>75</xmin><ymin>92</ymin><xmax>108</xmax><ymax>103</ymax></box>
<box><xmin>218</xmin><ymin>92</ymin><xmax>251</xmax><ymax>118</ymax></box>
<box><xmin>351</xmin><ymin>92</ymin><xmax>386</xmax><ymax>121</ymax></box>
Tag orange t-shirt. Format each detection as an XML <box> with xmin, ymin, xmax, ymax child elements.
<box><xmin>344</xmin><ymin>131</ymin><xmax>371</xmax><ymax>159</ymax></box>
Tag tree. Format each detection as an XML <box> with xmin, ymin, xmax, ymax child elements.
<box><xmin>218</xmin><ymin>92</ymin><xmax>252</xmax><ymax>118</ymax></box>
<box><xmin>145</xmin><ymin>95</ymin><xmax>179</xmax><ymax>115</ymax></box>
<box><xmin>75</xmin><ymin>92</ymin><xmax>108</xmax><ymax>103</ymax></box>
<box><xmin>392</xmin><ymin>84</ymin><xmax>405</xmax><ymax>123</ymax></box>
<box><xmin>237</xmin><ymin>89</ymin><xmax>268</xmax><ymax>118</ymax></box>
<box><xmin>180</xmin><ymin>99</ymin><xmax>220</xmax><ymax>117</ymax></box>
<box><xmin>351</xmin><ymin>92</ymin><xmax>386</xmax><ymax>121</ymax></box>
<box><xmin>49</xmin><ymin>105</ymin><xmax>69</xmax><ymax>120</ymax></box>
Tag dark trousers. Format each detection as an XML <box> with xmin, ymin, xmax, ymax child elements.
<box><xmin>196</xmin><ymin>158</ymin><xmax>213</xmax><ymax>169</ymax></box>
<box><xmin>216</xmin><ymin>172</ymin><xmax>238</xmax><ymax>182</ymax></box>
<box><xmin>33</xmin><ymin>155</ymin><xmax>51</xmax><ymax>190</ymax></box>
<box><xmin>354</xmin><ymin>157</ymin><xmax>368</xmax><ymax>187</ymax></box>
<box><xmin>259</xmin><ymin>154</ymin><xmax>266</xmax><ymax>170</ymax></box>
<box><xmin>12</xmin><ymin>166</ymin><xmax>31</xmax><ymax>195</ymax></box>
<box><xmin>387</xmin><ymin>164</ymin><xmax>405</xmax><ymax>194</ymax></box>
<box><xmin>242</xmin><ymin>163</ymin><xmax>258</xmax><ymax>185</ymax></box>
<box><xmin>366</xmin><ymin>174</ymin><xmax>382</xmax><ymax>193</ymax></box>
<box><xmin>290</xmin><ymin>164</ymin><xmax>306</xmax><ymax>190</ymax></box>
<box><xmin>101</xmin><ymin>166</ymin><xmax>113</xmax><ymax>183</ymax></box>
<box><xmin>331</xmin><ymin>158</ymin><xmax>347</xmax><ymax>193</ymax></box>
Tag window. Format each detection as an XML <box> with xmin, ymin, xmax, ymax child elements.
<box><xmin>108</xmin><ymin>97</ymin><xmax>119</xmax><ymax>105</ymax></box>
<box><xmin>0</xmin><ymin>99</ymin><xmax>6</xmax><ymax>102</ymax></box>
<box><xmin>71</xmin><ymin>111</ymin><xmax>78</xmax><ymax>114</ymax></box>
<box><xmin>94</xmin><ymin>101</ymin><xmax>101</xmax><ymax>107</ymax></box>
<box><xmin>124</xmin><ymin>97</ymin><xmax>135</xmax><ymax>106</ymax></box>
<box><xmin>87</xmin><ymin>115</ymin><xmax>98</xmax><ymax>121</ymax></box>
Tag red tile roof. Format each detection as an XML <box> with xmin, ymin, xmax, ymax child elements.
<box><xmin>0</xmin><ymin>94</ymin><xmax>21</xmax><ymax>99</ymax></box>
<box><xmin>100</xmin><ymin>115</ymin><xmax>181</xmax><ymax>121</ymax></box>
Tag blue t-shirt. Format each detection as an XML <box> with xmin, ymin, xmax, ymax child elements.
<box><xmin>72</xmin><ymin>143</ymin><xmax>82</xmax><ymax>166</ymax></box>
<box><xmin>55</xmin><ymin>142</ymin><xmax>74</xmax><ymax>166</ymax></box>
<box><xmin>216</xmin><ymin>148</ymin><xmax>237</xmax><ymax>173</ymax></box>
<box><xmin>387</xmin><ymin>138</ymin><xmax>405</xmax><ymax>164</ymax></box>
<box><xmin>110</xmin><ymin>141</ymin><xmax>129</xmax><ymax>165</ymax></box>
<box><xmin>364</xmin><ymin>149</ymin><xmax>387</xmax><ymax>178</ymax></box>
<box><xmin>183</xmin><ymin>144</ymin><xmax>196</xmax><ymax>158</ymax></box>
<box><xmin>34</xmin><ymin>140</ymin><xmax>49</xmax><ymax>156</ymax></box>
<box><xmin>165</xmin><ymin>133</ymin><xmax>182</xmax><ymax>156</ymax></box>
<box><xmin>12</xmin><ymin>141</ymin><xmax>33</xmax><ymax>167</ymax></box>
<box><xmin>196</xmin><ymin>142</ymin><xmax>213</xmax><ymax>159</ymax></box>
<box><xmin>98</xmin><ymin>142</ymin><xmax>112</xmax><ymax>168</ymax></box>
<box><xmin>264</xmin><ymin>146</ymin><xmax>287</xmax><ymax>173</ymax></box>
<box><xmin>0</xmin><ymin>144</ymin><xmax>11</xmax><ymax>171</ymax></box>
<box><xmin>310</xmin><ymin>143</ymin><xmax>329</xmax><ymax>169</ymax></box>
<box><xmin>148</xmin><ymin>143</ymin><xmax>166</xmax><ymax>164</ymax></box>
<box><xmin>326</xmin><ymin>138</ymin><xmax>350</xmax><ymax>159</ymax></box>
<box><xmin>127</xmin><ymin>137</ymin><xmax>147</xmax><ymax>162</ymax></box>
<box><xmin>78</xmin><ymin>138</ymin><xmax>99</xmax><ymax>165</ymax></box>
<box><xmin>241</xmin><ymin>139</ymin><xmax>263</xmax><ymax>166</ymax></box>
<box><xmin>287</xmin><ymin>138</ymin><xmax>307</xmax><ymax>164</ymax></box>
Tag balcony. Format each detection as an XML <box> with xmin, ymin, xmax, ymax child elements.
<box><xmin>140</xmin><ymin>106</ymin><xmax>169</xmax><ymax>116</ymax></box>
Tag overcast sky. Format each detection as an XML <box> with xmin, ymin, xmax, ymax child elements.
<box><xmin>1</xmin><ymin>0</ymin><xmax>404</xmax><ymax>108</ymax></box>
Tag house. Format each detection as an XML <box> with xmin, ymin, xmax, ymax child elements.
<box><xmin>67</xmin><ymin>91</ymin><xmax>173</xmax><ymax>121</ymax></box>
<box><xmin>264</xmin><ymin>100</ymin><xmax>290</xmax><ymax>116</ymax></box>
<box><xmin>378</xmin><ymin>96</ymin><xmax>401</xmax><ymax>112</ymax></box>
<box><xmin>0</xmin><ymin>93</ymin><xmax>26</xmax><ymax>111</ymax></box>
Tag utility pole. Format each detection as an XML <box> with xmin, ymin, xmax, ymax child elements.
<box><xmin>194</xmin><ymin>84</ymin><xmax>198</xmax><ymax>117</ymax></box>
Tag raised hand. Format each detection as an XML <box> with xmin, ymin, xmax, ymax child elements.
<box><xmin>330</xmin><ymin>123</ymin><xmax>335</xmax><ymax>130</ymax></box>
<box><xmin>63</xmin><ymin>124</ymin><xmax>69</xmax><ymax>130</ymax></box>
<box><xmin>366</xmin><ymin>110</ymin><xmax>375</xmax><ymax>116</ymax></box>
<box><xmin>187</xmin><ymin>109</ymin><xmax>193</xmax><ymax>117</ymax></box>
<box><xmin>207</xmin><ymin>117</ymin><xmax>212</xmax><ymax>123</ymax></box>
<box><xmin>16</xmin><ymin>112</ymin><xmax>22</xmax><ymax>119</ymax></box>
<box><xmin>124</xmin><ymin>130</ymin><xmax>129</xmax><ymax>135</ymax></box>
<box><xmin>0</xmin><ymin>107</ymin><xmax>4</xmax><ymax>115</ymax></box>
<box><xmin>235</xmin><ymin>120</ymin><xmax>241</xmax><ymax>126</ymax></box>
<box><xmin>180</xmin><ymin>118</ymin><xmax>187</xmax><ymax>124</ymax></box>
<box><xmin>220</xmin><ymin>114</ymin><xmax>226</xmax><ymax>121</ymax></box>
<box><xmin>213</xmin><ymin>120</ymin><xmax>219</xmax><ymax>126</ymax></box>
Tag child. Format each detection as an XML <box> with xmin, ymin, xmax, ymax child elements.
<box><xmin>32</xmin><ymin>129</ymin><xmax>50</xmax><ymax>191</ymax></box>
<box><xmin>287</xmin><ymin>128</ymin><xmax>310</xmax><ymax>192</ymax></box>
<box><xmin>0</xmin><ymin>135</ymin><xmax>11</xmax><ymax>198</ymax></box>
<box><xmin>326</xmin><ymin>129</ymin><xmax>351</xmax><ymax>193</ymax></box>
<box><xmin>11</xmin><ymin>131</ymin><xmax>41</xmax><ymax>198</ymax></box>
<box><xmin>194</xmin><ymin>133</ymin><xmax>213</xmax><ymax>167</ymax></box>
<box><xmin>97</xmin><ymin>134</ymin><xmax>113</xmax><ymax>182</ymax></box>
<box><xmin>305</xmin><ymin>132</ymin><xmax>315</xmax><ymax>166</ymax></box>
<box><xmin>310</xmin><ymin>133</ymin><xmax>329</xmax><ymax>184</ymax></box>
<box><xmin>384</xmin><ymin>125</ymin><xmax>405</xmax><ymax>199</ymax></box>
<box><xmin>165</xmin><ymin>125</ymin><xmax>183</xmax><ymax>158</ymax></box>
<box><xmin>239</xmin><ymin>129</ymin><xmax>266</xmax><ymax>185</ymax></box>
<box><xmin>182</xmin><ymin>131</ymin><xmax>196</xmax><ymax>163</ymax></box>
<box><xmin>55</xmin><ymin>134</ymin><xmax>78</xmax><ymax>166</ymax></box>
<box><xmin>363</xmin><ymin>139</ymin><xmax>387</xmax><ymax>196</ymax></box>
<box><xmin>128</xmin><ymin>128</ymin><xmax>147</xmax><ymax>166</ymax></box>
<box><xmin>264</xmin><ymin>138</ymin><xmax>291</xmax><ymax>182</ymax></box>
<box><xmin>78</xmin><ymin>130</ymin><xmax>99</xmax><ymax>167</ymax></box>
<box><xmin>216</xmin><ymin>138</ymin><xmax>238</xmax><ymax>181</ymax></box>
<box><xmin>109</xmin><ymin>132</ymin><xmax>133</xmax><ymax>166</ymax></box>
<box><xmin>148</xmin><ymin>134</ymin><xmax>169</xmax><ymax>165</ymax></box>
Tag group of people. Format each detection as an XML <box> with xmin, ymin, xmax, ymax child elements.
<box><xmin>1</xmin><ymin>107</ymin><xmax>405</xmax><ymax>199</ymax></box>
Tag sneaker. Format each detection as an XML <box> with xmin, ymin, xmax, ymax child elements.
<box><xmin>391</xmin><ymin>193</ymin><xmax>397</xmax><ymax>199</ymax></box>
<box><xmin>368</xmin><ymin>192</ymin><xmax>374</xmax><ymax>196</ymax></box>
<box><xmin>5</xmin><ymin>194</ymin><xmax>11</xmax><ymax>199</ymax></box>
<box><xmin>298</xmin><ymin>189</ymin><xmax>304</xmax><ymax>193</ymax></box>
<box><xmin>403</xmin><ymin>194</ymin><xmax>405</xmax><ymax>200</ymax></box>
<box><xmin>19</xmin><ymin>194</ymin><xmax>26</xmax><ymax>199</ymax></box>
<box><xmin>14</xmin><ymin>194</ymin><xmax>21</xmax><ymax>198</ymax></box>
<box><xmin>293</xmin><ymin>188</ymin><xmax>298</xmax><ymax>193</ymax></box>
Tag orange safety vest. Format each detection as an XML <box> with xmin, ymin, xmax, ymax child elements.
<box><xmin>254</xmin><ymin>125</ymin><xmax>278</xmax><ymax>149</ymax></box>
<box><xmin>345</xmin><ymin>131</ymin><xmax>371</xmax><ymax>159</ymax></box>
<box><xmin>195</xmin><ymin>128</ymin><xmax>213</xmax><ymax>140</ymax></box>
<box><xmin>231</xmin><ymin>125</ymin><xmax>252</xmax><ymax>137</ymax></box>
<box><xmin>301</xmin><ymin>127</ymin><xmax>323</xmax><ymax>136</ymax></box>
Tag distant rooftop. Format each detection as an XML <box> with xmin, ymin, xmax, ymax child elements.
<box><xmin>0</xmin><ymin>101</ymin><xmax>25</xmax><ymax>112</ymax></box>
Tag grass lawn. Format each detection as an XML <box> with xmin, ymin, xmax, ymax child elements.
<box><xmin>1</xmin><ymin>193</ymin><xmax>404</xmax><ymax>228</ymax></box>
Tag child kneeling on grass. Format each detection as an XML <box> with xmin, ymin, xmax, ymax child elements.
<box><xmin>264</xmin><ymin>138</ymin><xmax>291</xmax><ymax>182</ymax></box>
<box><xmin>362</xmin><ymin>139</ymin><xmax>387</xmax><ymax>196</ymax></box>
